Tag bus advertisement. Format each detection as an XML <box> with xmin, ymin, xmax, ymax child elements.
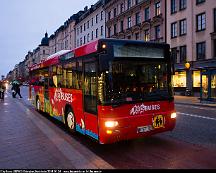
<box><xmin>29</xmin><ymin>39</ymin><xmax>177</xmax><ymax>144</ymax></box>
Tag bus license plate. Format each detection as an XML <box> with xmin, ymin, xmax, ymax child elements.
<box><xmin>137</xmin><ymin>125</ymin><xmax>153</xmax><ymax>133</ymax></box>
<box><xmin>152</xmin><ymin>115</ymin><xmax>165</xmax><ymax>128</ymax></box>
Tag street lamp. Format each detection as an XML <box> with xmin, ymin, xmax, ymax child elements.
<box><xmin>185</xmin><ymin>62</ymin><xmax>190</xmax><ymax>69</ymax></box>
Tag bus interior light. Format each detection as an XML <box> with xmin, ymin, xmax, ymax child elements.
<box><xmin>171</xmin><ymin>112</ymin><xmax>177</xmax><ymax>119</ymax></box>
<box><xmin>105</xmin><ymin>121</ymin><xmax>118</xmax><ymax>128</ymax></box>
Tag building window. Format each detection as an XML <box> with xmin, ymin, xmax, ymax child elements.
<box><xmin>101</xmin><ymin>11</ymin><xmax>103</xmax><ymax>20</ymax></box>
<box><xmin>144</xmin><ymin>29</ymin><xmax>150</xmax><ymax>41</ymax></box>
<box><xmin>91</xmin><ymin>31</ymin><xmax>94</xmax><ymax>40</ymax></box>
<box><xmin>197</xmin><ymin>42</ymin><xmax>206</xmax><ymax>60</ymax></box>
<box><xmin>120</xmin><ymin>3</ymin><xmax>124</xmax><ymax>13</ymax></box>
<box><xmin>84</xmin><ymin>36</ymin><xmax>86</xmax><ymax>44</ymax></box>
<box><xmin>179</xmin><ymin>19</ymin><xmax>187</xmax><ymax>36</ymax></box>
<box><xmin>96</xmin><ymin>14</ymin><xmax>98</xmax><ymax>24</ymax></box>
<box><xmin>114</xmin><ymin>24</ymin><xmax>117</xmax><ymax>35</ymax></box>
<box><xmin>144</xmin><ymin>7</ymin><xmax>150</xmax><ymax>21</ymax></box>
<box><xmin>108</xmin><ymin>11</ymin><xmax>111</xmax><ymax>20</ymax></box>
<box><xmin>120</xmin><ymin>20</ymin><xmax>124</xmax><ymax>32</ymax></box>
<box><xmin>155</xmin><ymin>1</ymin><xmax>161</xmax><ymax>16</ymax></box>
<box><xmin>128</xmin><ymin>16</ymin><xmax>132</xmax><ymax>28</ymax></box>
<box><xmin>92</xmin><ymin>18</ymin><xmax>94</xmax><ymax>26</ymax></box>
<box><xmin>171</xmin><ymin>22</ymin><xmax>177</xmax><ymax>38</ymax></box>
<box><xmin>43</xmin><ymin>50</ymin><xmax>45</xmax><ymax>55</ymax></box>
<box><xmin>84</xmin><ymin>23</ymin><xmax>86</xmax><ymax>31</ymax></box>
<box><xmin>101</xmin><ymin>25</ymin><xmax>103</xmax><ymax>36</ymax></box>
<box><xmin>135</xmin><ymin>12</ymin><xmax>141</xmax><ymax>25</ymax></box>
<box><xmin>155</xmin><ymin>25</ymin><xmax>160</xmax><ymax>39</ymax></box>
<box><xmin>114</xmin><ymin>8</ymin><xmax>117</xmax><ymax>17</ymax></box>
<box><xmin>108</xmin><ymin>27</ymin><xmax>111</xmax><ymax>38</ymax></box>
<box><xmin>135</xmin><ymin>33</ymin><xmax>139</xmax><ymax>40</ymax></box>
<box><xmin>96</xmin><ymin>28</ymin><xmax>98</xmax><ymax>38</ymax></box>
<box><xmin>80</xmin><ymin>25</ymin><xmax>82</xmax><ymax>33</ymax></box>
<box><xmin>171</xmin><ymin>0</ymin><xmax>177</xmax><ymax>14</ymax></box>
<box><xmin>87</xmin><ymin>21</ymin><xmax>89</xmax><ymax>29</ymax></box>
<box><xmin>136</xmin><ymin>0</ymin><xmax>140</xmax><ymax>5</ymax></box>
<box><xmin>87</xmin><ymin>33</ymin><xmax>90</xmax><ymax>42</ymax></box>
<box><xmin>196</xmin><ymin>12</ymin><xmax>206</xmax><ymax>31</ymax></box>
<box><xmin>193</xmin><ymin>71</ymin><xmax>201</xmax><ymax>87</ymax></box>
<box><xmin>179</xmin><ymin>0</ymin><xmax>187</xmax><ymax>10</ymax></box>
<box><xmin>171</xmin><ymin>47</ymin><xmax>178</xmax><ymax>63</ymax></box>
<box><xmin>180</xmin><ymin>45</ymin><xmax>187</xmax><ymax>63</ymax></box>
<box><xmin>173</xmin><ymin>71</ymin><xmax>186</xmax><ymax>87</ymax></box>
<box><xmin>128</xmin><ymin>0</ymin><xmax>132</xmax><ymax>9</ymax></box>
<box><xmin>196</xmin><ymin>0</ymin><xmax>205</xmax><ymax>5</ymax></box>
<box><xmin>80</xmin><ymin>37</ymin><xmax>82</xmax><ymax>46</ymax></box>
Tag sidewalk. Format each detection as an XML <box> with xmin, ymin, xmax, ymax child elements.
<box><xmin>174</xmin><ymin>95</ymin><xmax>216</xmax><ymax>108</ymax></box>
<box><xmin>0</xmin><ymin>91</ymin><xmax>113</xmax><ymax>169</ymax></box>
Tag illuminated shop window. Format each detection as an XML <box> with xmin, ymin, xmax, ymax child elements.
<box><xmin>211</xmin><ymin>75</ymin><xmax>216</xmax><ymax>98</ymax></box>
<box><xmin>172</xmin><ymin>71</ymin><xmax>186</xmax><ymax>87</ymax></box>
<box><xmin>193</xmin><ymin>71</ymin><xmax>201</xmax><ymax>87</ymax></box>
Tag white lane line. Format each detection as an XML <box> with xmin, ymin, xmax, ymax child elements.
<box><xmin>176</xmin><ymin>104</ymin><xmax>216</xmax><ymax>111</ymax></box>
<box><xmin>177</xmin><ymin>112</ymin><xmax>216</xmax><ymax>121</ymax></box>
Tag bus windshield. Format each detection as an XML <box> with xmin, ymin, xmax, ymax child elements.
<box><xmin>98</xmin><ymin>60</ymin><xmax>173</xmax><ymax>105</ymax></box>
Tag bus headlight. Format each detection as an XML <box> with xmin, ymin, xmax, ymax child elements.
<box><xmin>171</xmin><ymin>112</ymin><xmax>177</xmax><ymax>119</ymax></box>
<box><xmin>105</xmin><ymin>121</ymin><xmax>118</xmax><ymax>128</ymax></box>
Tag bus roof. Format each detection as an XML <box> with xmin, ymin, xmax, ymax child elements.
<box><xmin>29</xmin><ymin>39</ymin><xmax>170</xmax><ymax>71</ymax></box>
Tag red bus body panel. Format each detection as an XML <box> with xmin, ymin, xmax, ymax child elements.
<box><xmin>98</xmin><ymin>101</ymin><xmax>176</xmax><ymax>144</ymax></box>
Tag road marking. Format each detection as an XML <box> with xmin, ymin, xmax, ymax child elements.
<box><xmin>176</xmin><ymin>104</ymin><xmax>216</xmax><ymax>111</ymax></box>
<box><xmin>177</xmin><ymin>112</ymin><xmax>216</xmax><ymax>121</ymax></box>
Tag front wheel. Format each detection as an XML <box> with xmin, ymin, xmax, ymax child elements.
<box><xmin>65</xmin><ymin>108</ymin><xmax>76</xmax><ymax>133</ymax></box>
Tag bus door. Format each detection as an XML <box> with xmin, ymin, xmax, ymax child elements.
<box><xmin>83</xmin><ymin>62</ymin><xmax>99</xmax><ymax>141</ymax></box>
<box><xmin>44</xmin><ymin>77</ymin><xmax>50</xmax><ymax>113</ymax></box>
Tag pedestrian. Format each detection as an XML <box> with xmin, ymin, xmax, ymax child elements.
<box><xmin>14</xmin><ymin>83</ymin><xmax>23</xmax><ymax>99</ymax></box>
<box><xmin>0</xmin><ymin>81</ymin><xmax>6</xmax><ymax>100</ymax></box>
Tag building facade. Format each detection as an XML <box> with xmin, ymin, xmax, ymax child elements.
<box><xmin>75</xmin><ymin>0</ymin><xmax>106</xmax><ymax>48</ymax></box>
<box><xmin>167</xmin><ymin>0</ymin><xmax>216</xmax><ymax>101</ymax></box>
<box><xmin>104</xmin><ymin>0</ymin><xmax>167</xmax><ymax>42</ymax></box>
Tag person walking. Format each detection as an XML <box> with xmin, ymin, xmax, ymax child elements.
<box><xmin>12</xmin><ymin>83</ymin><xmax>22</xmax><ymax>98</ymax></box>
<box><xmin>0</xmin><ymin>81</ymin><xmax>6</xmax><ymax>100</ymax></box>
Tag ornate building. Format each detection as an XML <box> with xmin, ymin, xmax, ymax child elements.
<box><xmin>104</xmin><ymin>0</ymin><xmax>166</xmax><ymax>42</ymax></box>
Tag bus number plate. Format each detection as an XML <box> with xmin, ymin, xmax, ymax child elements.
<box><xmin>137</xmin><ymin>125</ymin><xmax>153</xmax><ymax>133</ymax></box>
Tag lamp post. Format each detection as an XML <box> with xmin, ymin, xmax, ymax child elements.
<box><xmin>185</xmin><ymin>61</ymin><xmax>192</xmax><ymax>96</ymax></box>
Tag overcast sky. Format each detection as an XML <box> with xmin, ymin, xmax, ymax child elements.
<box><xmin>0</xmin><ymin>0</ymin><xmax>96</xmax><ymax>77</ymax></box>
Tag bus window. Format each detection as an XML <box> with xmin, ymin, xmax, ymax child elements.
<box><xmin>84</xmin><ymin>62</ymin><xmax>97</xmax><ymax>114</ymax></box>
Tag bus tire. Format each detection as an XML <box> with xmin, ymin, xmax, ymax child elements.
<box><xmin>65</xmin><ymin>108</ymin><xmax>76</xmax><ymax>133</ymax></box>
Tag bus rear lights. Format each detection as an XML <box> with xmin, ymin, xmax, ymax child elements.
<box><xmin>105</xmin><ymin>121</ymin><xmax>119</xmax><ymax>128</ymax></box>
<box><xmin>171</xmin><ymin>112</ymin><xmax>177</xmax><ymax>119</ymax></box>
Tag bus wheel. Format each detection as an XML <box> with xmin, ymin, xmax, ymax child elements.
<box><xmin>66</xmin><ymin>108</ymin><xmax>76</xmax><ymax>133</ymax></box>
<box><xmin>36</xmin><ymin>98</ymin><xmax>40</xmax><ymax>111</ymax></box>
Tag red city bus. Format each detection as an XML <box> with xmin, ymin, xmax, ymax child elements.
<box><xmin>29</xmin><ymin>39</ymin><xmax>177</xmax><ymax>144</ymax></box>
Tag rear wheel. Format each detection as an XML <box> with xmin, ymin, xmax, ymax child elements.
<box><xmin>65</xmin><ymin>108</ymin><xmax>76</xmax><ymax>133</ymax></box>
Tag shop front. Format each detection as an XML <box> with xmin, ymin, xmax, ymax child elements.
<box><xmin>173</xmin><ymin>59</ymin><xmax>216</xmax><ymax>102</ymax></box>
<box><xmin>200</xmin><ymin>69</ymin><xmax>216</xmax><ymax>101</ymax></box>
